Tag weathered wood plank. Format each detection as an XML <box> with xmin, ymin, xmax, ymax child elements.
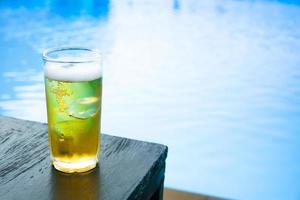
<box><xmin>0</xmin><ymin>116</ymin><xmax>168</xmax><ymax>200</ymax></box>
<box><xmin>164</xmin><ymin>188</ymin><xmax>225</xmax><ymax>200</ymax></box>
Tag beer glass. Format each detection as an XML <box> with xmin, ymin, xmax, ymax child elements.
<box><xmin>43</xmin><ymin>47</ymin><xmax>102</xmax><ymax>173</ymax></box>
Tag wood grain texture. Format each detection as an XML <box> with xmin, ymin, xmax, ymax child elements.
<box><xmin>0</xmin><ymin>116</ymin><xmax>168</xmax><ymax>200</ymax></box>
<box><xmin>164</xmin><ymin>188</ymin><xmax>225</xmax><ymax>200</ymax></box>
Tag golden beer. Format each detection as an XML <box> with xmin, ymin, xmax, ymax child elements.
<box><xmin>43</xmin><ymin>47</ymin><xmax>102</xmax><ymax>173</ymax></box>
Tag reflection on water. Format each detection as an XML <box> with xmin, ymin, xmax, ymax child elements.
<box><xmin>0</xmin><ymin>0</ymin><xmax>110</xmax><ymax>19</ymax></box>
<box><xmin>0</xmin><ymin>0</ymin><xmax>300</xmax><ymax>199</ymax></box>
<box><xmin>49</xmin><ymin>0</ymin><xmax>110</xmax><ymax>19</ymax></box>
<box><xmin>173</xmin><ymin>0</ymin><xmax>180</xmax><ymax>11</ymax></box>
<box><xmin>51</xmin><ymin>166</ymin><xmax>100</xmax><ymax>200</ymax></box>
<box><xmin>0</xmin><ymin>69</ymin><xmax>46</xmax><ymax>121</ymax></box>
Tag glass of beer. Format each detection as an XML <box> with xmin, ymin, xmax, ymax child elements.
<box><xmin>43</xmin><ymin>47</ymin><xmax>102</xmax><ymax>173</ymax></box>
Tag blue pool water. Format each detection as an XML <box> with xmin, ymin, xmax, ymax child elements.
<box><xmin>1</xmin><ymin>0</ymin><xmax>300</xmax><ymax>199</ymax></box>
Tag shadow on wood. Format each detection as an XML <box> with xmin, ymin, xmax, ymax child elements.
<box><xmin>0</xmin><ymin>116</ymin><xmax>168</xmax><ymax>200</ymax></box>
<box><xmin>51</xmin><ymin>166</ymin><xmax>100</xmax><ymax>200</ymax></box>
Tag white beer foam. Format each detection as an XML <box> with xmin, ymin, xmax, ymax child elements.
<box><xmin>44</xmin><ymin>62</ymin><xmax>102</xmax><ymax>81</ymax></box>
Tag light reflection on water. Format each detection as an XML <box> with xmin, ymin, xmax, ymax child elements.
<box><xmin>1</xmin><ymin>0</ymin><xmax>300</xmax><ymax>199</ymax></box>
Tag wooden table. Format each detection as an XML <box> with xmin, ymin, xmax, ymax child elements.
<box><xmin>0</xmin><ymin>116</ymin><xmax>168</xmax><ymax>200</ymax></box>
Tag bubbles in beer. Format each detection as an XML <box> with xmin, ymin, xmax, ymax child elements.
<box><xmin>44</xmin><ymin>48</ymin><xmax>102</xmax><ymax>172</ymax></box>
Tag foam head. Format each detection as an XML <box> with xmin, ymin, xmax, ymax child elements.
<box><xmin>44</xmin><ymin>62</ymin><xmax>102</xmax><ymax>82</ymax></box>
<box><xmin>43</xmin><ymin>48</ymin><xmax>102</xmax><ymax>81</ymax></box>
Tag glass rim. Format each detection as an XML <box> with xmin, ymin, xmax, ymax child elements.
<box><xmin>42</xmin><ymin>47</ymin><xmax>101</xmax><ymax>64</ymax></box>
